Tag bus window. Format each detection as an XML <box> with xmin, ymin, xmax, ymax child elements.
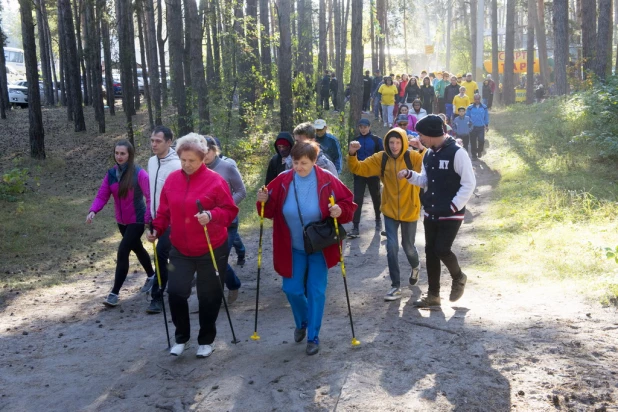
<box><xmin>5</xmin><ymin>50</ymin><xmax>24</xmax><ymax>64</ymax></box>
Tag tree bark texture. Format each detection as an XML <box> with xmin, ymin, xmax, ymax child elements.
<box><xmin>86</xmin><ymin>0</ymin><xmax>105</xmax><ymax>132</ymax></box>
<box><xmin>35</xmin><ymin>0</ymin><xmax>54</xmax><ymax>105</ymax></box>
<box><xmin>297</xmin><ymin>0</ymin><xmax>312</xmax><ymax>76</ymax></box>
<box><xmin>553</xmin><ymin>0</ymin><xmax>569</xmax><ymax>94</ymax></box>
<box><xmin>0</xmin><ymin>25</ymin><xmax>10</xmax><ymax>115</ymax></box>
<box><xmin>581</xmin><ymin>0</ymin><xmax>596</xmax><ymax>75</ymax></box>
<box><xmin>145</xmin><ymin>0</ymin><xmax>162</xmax><ymax>125</ymax></box>
<box><xmin>503</xmin><ymin>0</ymin><xmax>516</xmax><ymax>104</ymax></box>
<box><xmin>527</xmin><ymin>0</ymin><xmax>535</xmax><ymax>104</ymax></box>
<box><xmin>136</xmin><ymin>0</ymin><xmax>154</xmax><ymax>130</ymax></box>
<box><xmin>59</xmin><ymin>0</ymin><xmax>86</xmax><ymax>130</ymax></box>
<box><xmin>185</xmin><ymin>0</ymin><xmax>209</xmax><ymax>133</ymax></box>
<box><xmin>157</xmin><ymin>0</ymin><xmax>169</xmax><ymax>107</ymax></box>
<box><xmin>168</xmin><ymin>0</ymin><xmax>190</xmax><ymax>135</ymax></box>
<box><xmin>73</xmin><ymin>0</ymin><xmax>89</xmax><ymax>106</ymax></box>
<box><xmin>348</xmin><ymin>0</ymin><xmax>363</xmax><ymax>138</ymax></box>
<box><xmin>116</xmin><ymin>0</ymin><xmax>136</xmax><ymax>142</ymax></box>
<box><xmin>101</xmin><ymin>10</ymin><xmax>115</xmax><ymax>115</ymax></box>
<box><xmin>277</xmin><ymin>0</ymin><xmax>293</xmax><ymax>132</ymax></box>
<box><xmin>470</xmin><ymin>0</ymin><xmax>477</xmax><ymax>76</ymax></box>
<box><xmin>535</xmin><ymin>0</ymin><xmax>549</xmax><ymax>86</ymax></box>
<box><xmin>318</xmin><ymin>0</ymin><xmax>327</xmax><ymax>75</ymax></box>
<box><xmin>594</xmin><ymin>0</ymin><xmax>612</xmax><ymax>78</ymax></box>
<box><xmin>19</xmin><ymin>0</ymin><xmax>46</xmax><ymax>159</ymax></box>
<box><xmin>259</xmin><ymin>0</ymin><xmax>272</xmax><ymax>106</ymax></box>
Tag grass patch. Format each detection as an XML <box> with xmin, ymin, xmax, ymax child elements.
<box><xmin>477</xmin><ymin>99</ymin><xmax>618</xmax><ymax>305</ymax></box>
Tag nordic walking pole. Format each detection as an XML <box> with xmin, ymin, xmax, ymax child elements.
<box><xmin>251</xmin><ymin>187</ymin><xmax>266</xmax><ymax>341</ymax></box>
<box><xmin>329</xmin><ymin>196</ymin><xmax>360</xmax><ymax>347</ymax></box>
<box><xmin>149</xmin><ymin>223</ymin><xmax>171</xmax><ymax>348</ymax></box>
<box><xmin>196</xmin><ymin>200</ymin><xmax>240</xmax><ymax>344</ymax></box>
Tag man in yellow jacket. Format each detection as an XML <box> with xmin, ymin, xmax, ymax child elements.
<box><xmin>461</xmin><ymin>73</ymin><xmax>479</xmax><ymax>102</ymax></box>
<box><xmin>348</xmin><ymin>128</ymin><xmax>426</xmax><ymax>301</ymax></box>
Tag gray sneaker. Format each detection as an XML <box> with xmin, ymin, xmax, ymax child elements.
<box><xmin>227</xmin><ymin>289</ymin><xmax>239</xmax><ymax>305</ymax></box>
<box><xmin>413</xmin><ymin>293</ymin><xmax>441</xmax><ymax>307</ymax></box>
<box><xmin>449</xmin><ymin>273</ymin><xmax>467</xmax><ymax>302</ymax></box>
<box><xmin>384</xmin><ymin>287</ymin><xmax>402</xmax><ymax>301</ymax></box>
<box><xmin>146</xmin><ymin>298</ymin><xmax>162</xmax><ymax>314</ymax></box>
<box><xmin>306</xmin><ymin>338</ymin><xmax>320</xmax><ymax>356</ymax></box>
<box><xmin>140</xmin><ymin>276</ymin><xmax>155</xmax><ymax>293</ymax></box>
<box><xmin>348</xmin><ymin>227</ymin><xmax>360</xmax><ymax>238</ymax></box>
<box><xmin>294</xmin><ymin>327</ymin><xmax>307</xmax><ymax>343</ymax></box>
<box><xmin>103</xmin><ymin>293</ymin><xmax>119</xmax><ymax>307</ymax></box>
<box><xmin>409</xmin><ymin>265</ymin><xmax>420</xmax><ymax>286</ymax></box>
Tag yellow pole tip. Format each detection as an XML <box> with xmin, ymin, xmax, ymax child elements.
<box><xmin>250</xmin><ymin>333</ymin><xmax>261</xmax><ymax>341</ymax></box>
<box><xmin>351</xmin><ymin>339</ymin><xmax>361</xmax><ymax>346</ymax></box>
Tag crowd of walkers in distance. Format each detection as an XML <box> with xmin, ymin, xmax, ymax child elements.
<box><xmin>86</xmin><ymin>67</ymin><xmax>483</xmax><ymax>359</ymax></box>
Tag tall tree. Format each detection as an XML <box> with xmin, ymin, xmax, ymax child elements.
<box><xmin>101</xmin><ymin>5</ymin><xmax>115</xmax><ymax>115</ymax></box>
<box><xmin>259</xmin><ymin>0</ymin><xmax>272</xmax><ymax>106</ymax></box>
<box><xmin>491</xmin><ymin>0</ymin><xmax>499</xmax><ymax>93</ymax></box>
<box><xmin>348</xmin><ymin>0</ymin><xmax>362</xmax><ymax>137</ymax></box>
<box><xmin>503</xmin><ymin>0</ymin><xmax>516</xmax><ymax>104</ymax></box>
<box><xmin>470</xmin><ymin>0</ymin><xmax>477</xmax><ymax>76</ymax></box>
<box><xmin>73</xmin><ymin>0</ymin><xmax>89</xmax><ymax>106</ymax></box>
<box><xmin>0</xmin><ymin>17</ymin><xmax>9</xmax><ymax>117</ymax></box>
<box><xmin>535</xmin><ymin>0</ymin><xmax>549</xmax><ymax>86</ymax></box>
<box><xmin>318</xmin><ymin>0</ymin><xmax>327</xmax><ymax>75</ymax></box>
<box><xmin>58</xmin><ymin>0</ymin><xmax>86</xmax><ymax>130</ymax></box>
<box><xmin>116</xmin><ymin>0</ymin><xmax>136</xmax><ymax>142</ymax></box>
<box><xmin>19</xmin><ymin>0</ymin><xmax>45</xmax><ymax>159</ymax></box>
<box><xmin>297</xmin><ymin>0</ymin><xmax>312</xmax><ymax>75</ymax></box>
<box><xmin>526</xmin><ymin>0</ymin><xmax>535</xmax><ymax>104</ymax></box>
<box><xmin>144</xmin><ymin>0</ymin><xmax>161</xmax><ymax>124</ymax></box>
<box><xmin>35</xmin><ymin>0</ymin><xmax>54</xmax><ymax>105</ymax></box>
<box><xmin>376</xmin><ymin>0</ymin><xmax>385</xmax><ymax>72</ymax></box>
<box><xmin>210</xmin><ymin>0</ymin><xmax>221</xmax><ymax>85</ymax></box>
<box><xmin>57</xmin><ymin>0</ymin><xmax>72</xmax><ymax>117</ymax></box>
<box><xmin>581</xmin><ymin>0</ymin><xmax>596</xmax><ymax>75</ymax></box>
<box><xmin>129</xmin><ymin>8</ymin><xmax>141</xmax><ymax>113</ymax></box>
<box><xmin>168</xmin><ymin>0</ymin><xmax>190</xmax><ymax>135</ymax></box>
<box><xmin>85</xmin><ymin>0</ymin><xmax>105</xmax><ymax>132</ymax></box>
<box><xmin>594</xmin><ymin>0</ymin><xmax>612</xmax><ymax>79</ymax></box>
<box><xmin>136</xmin><ymin>0</ymin><xmax>153</xmax><ymax>129</ymax></box>
<box><xmin>553</xmin><ymin>0</ymin><xmax>569</xmax><ymax>95</ymax></box>
<box><xmin>157</xmin><ymin>0</ymin><xmax>169</xmax><ymax>106</ymax></box>
<box><xmin>185</xmin><ymin>0</ymin><xmax>209</xmax><ymax>133</ymax></box>
<box><xmin>277</xmin><ymin>0</ymin><xmax>293</xmax><ymax>132</ymax></box>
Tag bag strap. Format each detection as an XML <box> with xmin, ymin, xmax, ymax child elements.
<box><xmin>404</xmin><ymin>150</ymin><xmax>413</xmax><ymax>170</ymax></box>
<box><xmin>380</xmin><ymin>152</ymin><xmax>388</xmax><ymax>178</ymax></box>
<box><xmin>292</xmin><ymin>174</ymin><xmax>305</xmax><ymax>228</ymax></box>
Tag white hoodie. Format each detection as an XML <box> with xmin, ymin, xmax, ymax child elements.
<box><xmin>148</xmin><ymin>148</ymin><xmax>181</xmax><ymax>218</ymax></box>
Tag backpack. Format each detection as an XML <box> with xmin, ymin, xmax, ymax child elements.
<box><xmin>381</xmin><ymin>150</ymin><xmax>413</xmax><ymax>178</ymax></box>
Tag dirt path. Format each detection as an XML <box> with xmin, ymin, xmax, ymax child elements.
<box><xmin>1</xmin><ymin>148</ymin><xmax>617</xmax><ymax>411</ymax></box>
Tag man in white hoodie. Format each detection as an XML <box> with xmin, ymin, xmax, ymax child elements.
<box><xmin>146</xmin><ymin>125</ymin><xmax>181</xmax><ymax>313</ymax></box>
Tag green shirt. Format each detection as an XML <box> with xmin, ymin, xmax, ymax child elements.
<box><xmin>435</xmin><ymin>79</ymin><xmax>449</xmax><ymax>98</ymax></box>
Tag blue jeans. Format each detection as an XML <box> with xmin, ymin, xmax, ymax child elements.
<box><xmin>225</xmin><ymin>219</ymin><xmax>241</xmax><ymax>291</ymax></box>
<box><xmin>384</xmin><ymin>216</ymin><xmax>420</xmax><ymax>288</ymax></box>
<box><xmin>445</xmin><ymin>103</ymin><xmax>454</xmax><ymax>121</ymax></box>
<box><xmin>232</xmin><ymin>232</ymin><xmax>245</xmax><ymax>259</ymax></box>
<box><xmin>282</xmin><ymin>249</ymin><xmax>328</xmax><ymax>341</ymax></box>
<box><xmin>373</xmin><ymin>95</ymin><xmax>381</xmax><ymax>119</ymax></box>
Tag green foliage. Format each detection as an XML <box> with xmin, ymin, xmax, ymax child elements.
<box><xmin>449</xmin><ymin>27</ymin><xmax>471</xmax><ymax>76</ymax></box>
<box><xmin>0</xmin><ymin>167</ymin><xmax>29</xmax><ymax>201</ymax></box>
<box><xmin>605</xmin><ymin>246</ymin><xmax>618</xmax><ymax>264</ymax></box>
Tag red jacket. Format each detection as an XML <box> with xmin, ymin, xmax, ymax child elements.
<box><xmin>257</xmin><ymin>166</ymin><xmax>356</xmax><ymax>278</ymax></box>
<box><xmin>153</xmin><ymin>164</ymin><xmax>238</xmax><ymax>256</ymax></box>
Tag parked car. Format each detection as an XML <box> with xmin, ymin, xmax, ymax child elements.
<box><xmin>8</xmin><ymin>84</ymin><xmax>28</xmax><ymax>107</ymax></box>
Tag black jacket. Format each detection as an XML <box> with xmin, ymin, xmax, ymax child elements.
<box><xmin>420</xmin><ymin>85</ymin><xmax>435</xmax><ymax>107</ymax></box>
<box><xmin>444</xmin><ymin>84</ymin><xmax>460</xmax><ymax>105</ymax></box>
<box><xmin>265</xmin><ymin>132</ymin><xmax>295</xmax><ymax>185</ymax></box>
<box><xmin>405</xmin><ymin>82</ymin><xmax>421</xmax><ymax>103</ymax></box>
<box><xmin>363</xmin><ymin>75</ymin><xmax>372</xmax><ymax>96</ymax></box>
<box><xmin>330</xmin><ymin>77</ymin><xmax>339</xmax><ymax>94</ymax></box>
<box><xmin>320</xmin><ymin>75</ymin><xmax>331</xmax><ymax>94</ymax></box>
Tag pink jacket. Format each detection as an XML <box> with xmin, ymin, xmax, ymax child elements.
<box><xmin>90</xmin><ymin>165</ymin><xmax>151</xmax><ymax>225</ymax></box>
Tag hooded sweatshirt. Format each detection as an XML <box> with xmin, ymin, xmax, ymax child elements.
<box><xmin>148</xmin><ymin>148</ymin><xmax>181</xmax><ymax>219</ymax></box>
<box><xmin>265</xmin><ymin>132</ymin><xmax>295</xmax><ymax>185</ymax></box>
<box><xmin>347</xmin><ymin>128</ymin><xmax>425</xmax><ymax>222</ymax></box>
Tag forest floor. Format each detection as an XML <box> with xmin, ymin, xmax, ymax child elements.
<box><xmin>0</xmin><ymin>105</ymin><xmax>617</xmax><ymax>411</ymax></box>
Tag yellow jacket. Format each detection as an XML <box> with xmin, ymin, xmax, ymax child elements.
<box><xmin>453</xmin><ymin>94</ymin><xmax>470</xmax><ymax>110</ymax></box>
<box><xmin>348</xmin><ymin>128</ymin><xmax>425</xmax><ymax>222</ymax></box>
<box><xmin>461</xmin><ymin>80</ymin><xmax>478</xmax><ymax>101</ymax></box>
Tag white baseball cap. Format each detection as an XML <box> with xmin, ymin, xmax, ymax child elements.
<box><xmin>314</xmin><ymin>119</ymin><xmax>327</xmax><ymax>129</ymax></box>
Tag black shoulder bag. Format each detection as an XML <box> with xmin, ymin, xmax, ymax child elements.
<box><xmin>293</xmin><ymin>174</ymin><xmax>346</xmax><ymax>254</ymax></box>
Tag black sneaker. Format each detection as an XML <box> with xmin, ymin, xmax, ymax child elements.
<box><xmin>146</xmin><ymin>298</ymin><xmax>163</xmax><ymax>314</ymax></box>
<box><xmin>306</xmin><ymin>338</ymin><xmax>320</xmax><ymax>355</ymax></box>
<box><xmin>294</xmin><ymin>327</ymin><xmax>307</xmax><ymax>343</ymax></box>
<box><xmin>237</xmin><ymin>256</ymin><xmax>246</xmax><ymax>267</ymax></box>
<box><xmin>449</xmin><ymin>273</ymin><xmax>467</xmax><ymax>302</ymax></box>
<box><xmin>348</xmin><ymin>227</ymin><xmax>360</xmax><ymax>238</ymax></box>
<box><xmin>375</xmin><ymin>219</ymin><xmax>382</xmax><ymax>231</ymax></box>
<box><xmin>380</xmin><ymin>230</ymin><xmax>387</xmax><ymax>237</ymax></box>
<box><xmin>409</xmin><ymin>265</ymin><xmax>420</xmax><ymax>286</ymax></box>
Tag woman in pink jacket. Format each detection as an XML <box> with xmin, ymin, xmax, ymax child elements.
<box><xmin>86</xmin><ymin>139</ymin><xmax>155</xmax><ymax>307</ymax></box>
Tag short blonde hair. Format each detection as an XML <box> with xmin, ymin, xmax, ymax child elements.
<box><xmin>176</xmin><ymin>132</ymin><xmax>208</xmax><ymax>159</ymax></box>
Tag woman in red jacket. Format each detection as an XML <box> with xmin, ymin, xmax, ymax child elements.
<box><xmin>148</xmin><ymin>133</ymin><xmax>238</xmax><ymax>358</ymax></box>
<box><xmin>257</xmin><ymin>141</ymin><xmax>356</xmax><ymax>356</ymax></box>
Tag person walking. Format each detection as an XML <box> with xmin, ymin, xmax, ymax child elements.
<box><xmin>466</xmin><ymin>94</ymin><xmax>490</xmax><ymax>160</ymax></box>
<box><xmin>257</xmin><ymin>141</ymin><xmax>356</xmax><ymax>356</ymax></box>
<box><xmin>393</xmin><ymin>104</ymin><xmax>417</xmax><ymax>131</ymax></box>
<box><xmin>147</xmin><ymin>133</ymin><xmax>239</xmax><ymax>358</ymax></box>
<box><xmin>314</xmin><ymin>119</ymin><xmax>343</xmax><ymax>174</ymax></box>
<box><xmin>363</xmin><ymin>70</ymin><xmax>372</xmax><ymax>112</ymax></box>
<box><xmin>348</xmin><ymin>128</ymin><xmax>426</xmax><ymax>301</ymax></box>
<box><xmin>265</xmin><ymin>132</ymin><xmax>294</xmax><ymax>185</ymax></box>
<box><xmin>420</xmin><ymin>76</ymin><xmax>435</xmax><ymax>115</ymax></box>
<box><xmin>486</xmin><ymin>75</ymin><xmax>496</xmax><ymax>109</ymax></box>
<box><xmin>404</xmin><ymin>76</ymin><xmax>421</xmax><ymax>104</ymax></box>
<box><xmin>348</xmin><ymin>118</ymin><xmax>384</xmax><ymax>238</ymax></box>
<box><xmin>330</xmin><ymin>72</ymin><xmax>339</xmax><ymax>112</ymax></box>
<box><xmin>371</xmin><ymin>69</ymin><xmax>383</xmax><ymax>121</ymax></box>
<box><xmin>146</xmin><ymin>126</ymin><xmax>181</xmax><ymax>313</ymax></box>
<box><xmin>451</xmin><ymin>107</ymin><xmax>473</xmax><ymax>153</ymax></box>
<box><xmin>378</xmin><ymin>76</ymin><xmax>398</xmax><ymax>127</ymax></box>
<box><xmin>461</xmin><ymin>73</ymin><xmax>479</xmax><ymax>102</ymax></box>
<box><xmin>410</xmin><ymin>99</ymin><xmax>428</xmax><ymax>122</ymax></box>
<box><xmin>452</xmin><ymin>87</ymin><xmax>470</xmax><ymax>117</ymax></box>
<box><xmin>319</xmin><ymin>70</ymin><xmax>331</xmax><ymax>110</ymax></box>
<box><xmin>435</xmin><ymin>72</ymin><xmax>450</xmax><ymax>114</ymax></box>
<box><xmin>203</xmin><ymin>136</ymin><xmax>247</xmax><ymax>305</ymax></box>
<box><xmin>444</xmin><ymin>76</ymin><xmax>461</xmax><ymax>121</ymax></box>
<box><xmin>285</xmin><ymin>122</ymin><xmax>338</xmax><ymax>176</ymax></box>
<box><xmin>398</xmin><ymin>115</ymin><xmax>476</xmax><ymax>307</ymax></box>
<box><xmin>87</xmin><ymin>139</ymin><xmax>155</xmax><ymax>307</ymax></box>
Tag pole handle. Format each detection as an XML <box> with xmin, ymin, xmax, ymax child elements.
<box><xmin>196</xmin><ymin>199</ymin><xmax>204</xmax><ymax>214</ymax></box>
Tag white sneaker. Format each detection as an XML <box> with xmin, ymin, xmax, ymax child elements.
<box><xmin>384</xmin><ymin>287</ymin><xmax>402</xmax><ymax>301</ymax></box>
<box><xmin>170</xmin><ymin>343</ymin><xmax>186</xmax><ymax>356</ymax></box>
<box><xmin>383</xmin><ymin>122</ymin><xmax>388</xmax><ymax>127</ymax></box>
<box><xmin>196</xmin><ymin>345</ymin><xmax>214</xmax><ymax>358</ymax></box>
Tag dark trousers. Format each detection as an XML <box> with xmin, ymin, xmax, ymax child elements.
<box><xmin>151</xmin><ymin>227</ymin><xmax>171</xmax><ymax>299</ymax></box>
<box><xmin>363</xmin><ymin>93</ymin><xmax>371</xmax><ymax>111</ymax></box>
<box><xmin>112</xmin><ymin>223</ymin><xmax>154</xmax><ymax>295</ymax></box>
<box><xmin>424</xmin><ymin>219</ymin><xmax>463</xmax><ymax>297</ymax></box>
<box><xmin>167</xmin><ymin>244</ymin><xmax>229</xmax><ymax>345</ymax></box>
<box><xmin>458</xmin><ymin>134</ymin><xmax>470</xmax><ymax>152</ymax></box>
<box><xmin>319</xmin><ymin>92</ymin><xmax>330</xmax><ymax>110</ymax></box>
<box><xmin>352</xmin><ymin>175</ymin><xmax>381</xmax><ymax>225</ymax></box>
<box><xmin>232</xmin><ymin>232</ymin><xmax>245</xmax><ymax>259</ymax></box>
<box><xmin>487</xmin><ymin>93</ymin><xmax>494</xmax><ymax>109</ymax></box>
<box><xmin>225</xmin><ymin>220</ymin><xmax>241</xmax><ymax>291</ymax></box>
<box><xmin>438</xmin><ymin>97</ymin><xmax>446</xmax><ymax>115</ymax></box>
<box><xmin>330</xmin><ymin>90</ymin><xmax>338</xmax><ymax>110</ymax></box>
<box><xmin>470</xmin><ymin>126</ymin><xmax>486</xmax><ymax>157</ymax></box>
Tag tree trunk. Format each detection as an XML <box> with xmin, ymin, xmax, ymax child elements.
<box><xmin>137</xmin><ymin>0</ymin><xmax>153</xmax><ymax>130</ymax></box>
<box><xmin>527</xmin><ymin>0</ymin><xmax>535</xmax><ymax>104</ymax></box>
<box><xmin>246</xmin><ymin>0</ymin><xmax>261</xmax><ymax>110</ymax></box>
<box><xmin>503</xmin><ymin>0</ymin><xmax>516</xmax><ymax>104</ymax></box>
<box><xmin>470</xmin><ymin>0</ymin><xmax>477</xmax><ymax>76</ymax></box>
<box><xmin>210</xmin><ymin>0</ymin><xmax>221</xmax><ymax>85</ymax></box>
<box><xmin>384</xmin><ymin>0</ymin><xmax>391</xmax><ymax>73</ymax></box>
<box><xmin>45</xmin><ymin>9</ymin><xmax>59</xmax><ymax>104</ymax></box>
<box><xmin>101</xmin><ymin>10</ymin><xmax>115</xmax><ymax>115</ymax></box>
<box><xmin>19</xmin><ymin>0</ymin><xmax>46</xmax><ymax>159</ymax></box>
<box><xmin>277</xmin><ymin>0</ymin><xmax>293</xmax><ymax>132</ymax></box>
<box><xmin>348</xmin><ymin>0</ymin><xmax>362</xmax><ymax>138</ymax></box>
<box><xmin>328</xmin><ymin>0</ymin><xmax>335</xmax><ymax>65</ymax></box>
<box><xmin>0</xmin><ymin>24</ymin><xmax>9</xmax><ymax>117</ymax></box>
<box><xmin>186</xmin><ymin>0</ymin><xmax>209</xmax><ymax>133</ymax></box>
<box><xmin>553</xmin><ymin>0</ymin><xmax>569</xmax><ymax>94</ymax></box>
<box><xmin>168</xmin><ymin>0</ymin><xmax>189</xmax><ymax>135</ymax></box>
<box><xmin>370</xmin><ymin>0</ymin><xmax>377</xmax><ymax>73</ymax></box>
<box><xmin>318</xmin><ymin>0</ymin><xmax>327</xmax><ymax>75</ymax></box>
<box><xmin>376</xmin><ymin>0</ymin><xmax>385</xmax><ymax>72</ymax></box>
<box><xmin>297</xmin><ymin>0</ymin><xmax>312</xmax><ymax>75</ymax></box>
<box><xmin>595</xmin><ymin>0</ymin><xmax>612</xmax><ymax>79</ymax></box>
<box><xmin>129</xmin><ymin>7</ymin><xmax>141</xmax><ymax>113</ymax></box>
<box><xmin>259</xmin><ymin>0</ymin><xmax>272</xmax><ymax>106</ymax></box>
<box><xmin>73</xmin><ymin>0</ymin><xmax>89</xmax><ymax>106</ymax></box>
<box><xmin>535</xmin><ymin>0</ymin><xmax>549</xmax><ymax>86</ymax></box>
<box><xmin>581</xmin><ymin>0</ymin><xmax>596</xmax><ymax>75</ymax></box>
<box><xmin>86</xmin><ymin>0</ymin><xmax>105</xmax><ymax>132</ymax></box>
<box><xmin>57</xmin><ymin>1</ymin><xmax>72</xmax><ymax>118</ymax></box>
<box><xmin>157</xmin><ymin>0</ymin><xmax>169</xmax><ymax>107</ymax></box>
<box><xmin>204</xmin><ymin>0</ymin><xmax>215</xmax><ymax>88</ymax></box>
<box><xmin>116</xmin><ymin>0</ymin><xmax>135</xmax><ymax>142</ymax></box>
<box><xmin>59</xmin><ymin>0</ymin><xmax>86</xmax><ymax>130</ymax></box>
<box><xmin>145</xmin><ymin>0</ymin><xmax>161</xmax><ymax>125</ymax></box>
<box><xmin>491</xmin><ymin>0</ymin><xmax>498</xmax><ymax>95</ymax></box>
<box><xmin>35</xmin><ymin>0</ymin><xmax>54</xmax><ymax>105</ymax></box>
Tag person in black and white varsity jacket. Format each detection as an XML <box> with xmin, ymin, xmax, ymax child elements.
<box><xmin>398</xmin><ymin>115</ymin><xmax>476</xmax><ymax>308</ymax></box>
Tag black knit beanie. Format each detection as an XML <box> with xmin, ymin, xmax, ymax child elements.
<box><xmin>415</xmin><ymin>115</ymin><xmax>445</xmax><ymax>137</ymax></box>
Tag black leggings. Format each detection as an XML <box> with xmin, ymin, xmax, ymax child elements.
<box><xmin>111</xmin><ymin>223</ymin><xmax>154</xmax><ymax>295</ymax></box>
